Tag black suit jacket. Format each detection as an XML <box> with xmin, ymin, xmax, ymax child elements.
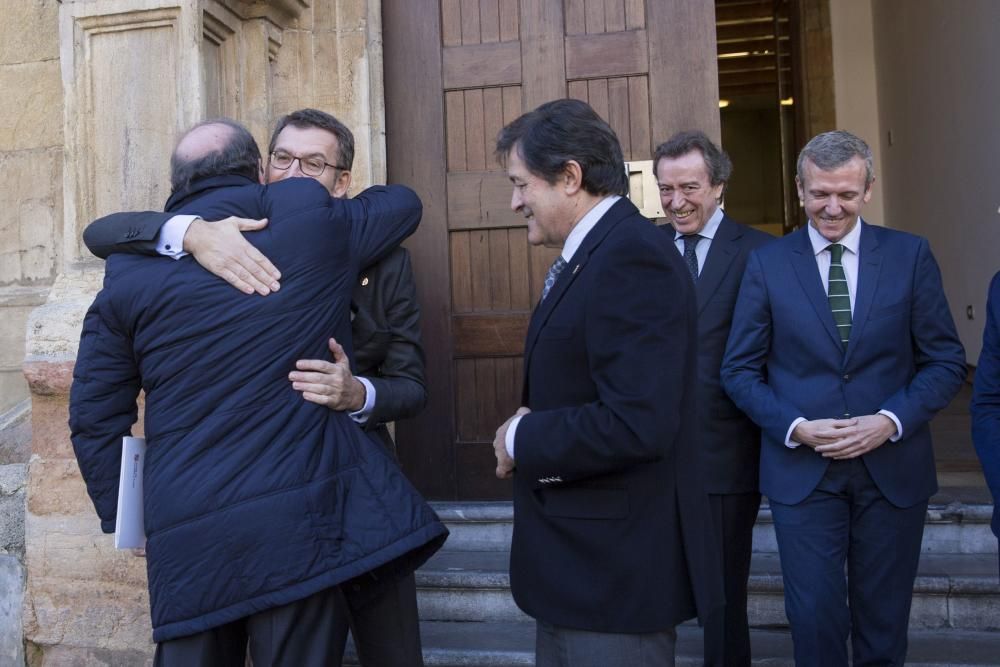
<box><xmin>666</xmin><ymin>215</ymin><xmax>772</xmax><ymax>494</ymax></box>
<box><xmin>83</xmin><ymin>200</ymin><xmax>427</xmax><ymax>450</ymax></box>
<box><xmin>510</xmin><ymin>197</ymin><xmax>722</xmax><ymax>633</ymax></box>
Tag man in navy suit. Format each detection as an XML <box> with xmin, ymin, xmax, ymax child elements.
<box><xmin>655</xmin><ymin>130</ymin><xmax>771</xmax><ymax>667</ymax></box>
<box><xmin>490</xmin><ymin>99</ymin><xmax>722</xmax><ymax>667</ymax></box>
<box><xmin>721</xmin><ymin>130</ymin><xmax>965</xmax><ymax>665</ymax></box>
<box><xmin>972</xmin><ymin>271</ymin><xmax>1000</xmax><ymax>574</ymax></box>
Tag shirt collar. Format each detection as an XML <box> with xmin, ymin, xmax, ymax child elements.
<box><xmin>808</xmin><ymin>217</ymin><xmax>863</xmax><ymax>256</ymax></box>
<box><xmin>673</xmin><ymin>205</ymin><xmax>724</xmax><ymax>242</ymax></box>
<box><xmin>562</xmin><ymin>195</ymin><xmax>621</xmax><ymax>262</ymax></box>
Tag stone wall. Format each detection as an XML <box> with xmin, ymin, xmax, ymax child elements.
<box><xmin>0</xmin><ymin>0</ymin><xmax>64</xmax><ymax>663</ymax></box>
<box><xmin>5</xmin><ymin>1</ymin><xmax>385</xmax><ymax>664</ymax></box>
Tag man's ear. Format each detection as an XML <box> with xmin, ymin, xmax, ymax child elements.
<box><xmin>562</xmin><ymin>160</ymin><xmax>583</xmax><ymax>195</ymax></box>
<box><xmin>332</xmin><ymin>169</ymin><xmax>353</xmax><ymax>198</ymax></box>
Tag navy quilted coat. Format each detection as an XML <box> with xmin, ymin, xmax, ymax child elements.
<box><xmin>69</xmin><ymin>175</ymin><xmax>447</xmax><ymax>642</ymax></box>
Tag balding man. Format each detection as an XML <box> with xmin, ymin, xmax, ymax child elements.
<box><xmin>69</xmin><ymin>119</ymin><xmax>446</xmax><ymax>666</ymax></box>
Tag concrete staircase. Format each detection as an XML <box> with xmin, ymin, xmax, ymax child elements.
<box><xmin>348</xmin><ymin>493</ymin><xmax>1000</xmax><ymax>666</ymax></box>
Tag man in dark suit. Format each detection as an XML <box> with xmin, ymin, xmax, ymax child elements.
<box><xmin>654</xmin><ymin>130</ymin><xmax>771</xmax><ymax>667</ymax></box>
<box><xmin>490</xmin><ymin>99</ymin><xmax>722</xmax><ymax>667</ymax></box>
<box><xmin>972</xmin><ymin>271</ymin><xmax>1000</xmax><ymax>574</ymax></box>
<box><xmin>70</xmin><ymin>119</ymin><xmax>445</xmax><ymax>666</ymax></box>
<box><xmin>721</xmin><ymin>130</ymin><xmax>966</xmax><ymax>666</ymax></box>
<box><xmin>80</xmin><ymin>110</ymin><xmax>427</xmax><ymax>665</ymax></box>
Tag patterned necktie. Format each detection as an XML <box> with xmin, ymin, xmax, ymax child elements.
<box><xmin>827</xmin><ymin>243</ymin><xmax>852</xmax><ymax>349</ymax></box>
<box><xmin>541</xmin><ymin>256</ymin><xmax>568</xmax><ymax>301</ymax></box>
<box><xmin>682</xmin><ymin>234</ymin><xmax>701</xmax><ymax>281</ymax></box>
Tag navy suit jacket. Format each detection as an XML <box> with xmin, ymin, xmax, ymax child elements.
<box><xmin>673</xmin><ymin>215</ymin><xmax>772</xmax><ymax>494</ymax></box>
<box><xmin>972</xmin><ymin>271</ymin><xmax>1000</xmax><ymax>541</ymax></box>
<box><xmin>509</xmin><ymin>197</ymin><xmax>722</xmax><ymax>633</ymax></box>
<box><xmin>721</xmin><ymin>221</ymin><xmax>965</xmax><ymax>507</ymax></box>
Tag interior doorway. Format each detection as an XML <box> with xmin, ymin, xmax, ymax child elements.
<box><xmin>715</xmin><ymin>0</ymin><xmax>804</xmax><ymax>236</ymax></box>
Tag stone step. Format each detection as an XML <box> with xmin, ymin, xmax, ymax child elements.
<box><xmin>345</xmin><ymin>621</ymin><xmax>1000</xmax><ymax>666</ymax></box>
<box><xmin>432</xmin><ymin>495</ymin><xmax>998</xmax><ymax>556</ymax></box>
<box><xmin>415</xmin><ymin>550</ymin><xmax>1000</xmax><ymax>631</ymax></box>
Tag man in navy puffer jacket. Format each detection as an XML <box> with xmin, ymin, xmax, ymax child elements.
<box><xmin>69</xmin><ymin>119</ymin><xmax>447</xmax><ymax>665</ymax></box>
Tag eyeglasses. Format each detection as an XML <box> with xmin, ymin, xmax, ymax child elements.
<box><xmin>269</xmin><ymin>151</ymin><xmax>347</xmax><ymax>177</ymax></box>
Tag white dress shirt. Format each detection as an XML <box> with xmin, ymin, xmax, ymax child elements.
<box><xmin>504</xmin><ymin>195</ymin><xmax>621</xmax><ymax>458</ymax></box>
<box><xmin>153</xmin><ymin>214</ymin><xmax>376</xmax><ymax>423</ymax></box>
<box><xmin>785</xmin><ymin>219</ymin><xmax>902</xmax><ymax>447</ymax></box>
<box><xmin>672</xmin><ymin>205</ymin><xmax>724</xmax><ymax>275</ymax></box>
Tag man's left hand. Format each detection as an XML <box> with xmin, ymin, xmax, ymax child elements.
<box><xmin>813</xmin><ymin>414</ymin><xmax>897</xmax><ymax>460</ymax></box>
<box><xmin>290</xmin><ymin>338</ymin><xmax>366</xmax><ymax>412</ymax></box>
<box><xmin>493</xmin><ymin>407</ymin><xmax>530</xmax><ymax>479</ymax></box>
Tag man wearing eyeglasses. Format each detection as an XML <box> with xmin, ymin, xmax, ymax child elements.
<box><xmin>81</xmin><ymin>109</ymin><xmax>428</xmax><ymax>666</ymax></box>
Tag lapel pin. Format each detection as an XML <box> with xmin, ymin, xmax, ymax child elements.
<box><xmin>361</xmin><ymin>276</ymin><xmax>369</xmax><ymax>286</ymax></box>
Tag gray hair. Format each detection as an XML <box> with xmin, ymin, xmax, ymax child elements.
<box><xmin>796</xmin><ymin>130</ymin><xmax>874</xmax><ymax>188</ymax></box>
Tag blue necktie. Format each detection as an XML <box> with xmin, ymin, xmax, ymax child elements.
<box><xmin>542</xmin><ymin>256</ymin><xmax>567</xmax><ymax>301</ymax></box>
<box><xmin>682</xmin><ymin>234</ymin><xmax>701</xmax><ymax>281</ymax></box>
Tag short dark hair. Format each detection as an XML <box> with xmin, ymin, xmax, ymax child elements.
<box><xmin>653</xmin><ymin>130</ymin><xmax>732</xmax><ymax>196</ymax></box>
<box><xmin>268</xmin><ymin>108</ymin><xmax>355</xmax><ymax>171</ymax></box>
<box><xmin>797</xmin><ymin>130</ymin><xmax>874</xmax><ymax>188</ymax></box>
<box><xmin>495</xmin><ymin>98</ymin><xmax>628</xmax><ymax>197</ymax></box>
<box><xmin>169</xmin><ymin>119</ymin><xmax>261</xmax><ymax>193</ymax></box>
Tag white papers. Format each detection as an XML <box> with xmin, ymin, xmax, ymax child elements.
<box><xmin>115</xmin><ymin>436</ymin><xmax>147</xmax><ymax>549</ymax></box>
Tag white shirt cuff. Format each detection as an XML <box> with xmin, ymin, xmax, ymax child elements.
<box><xmin>155</xmin><ymin>215</ymin><xmax>198</xmax><ymax>258</ymax></box>
<box><xmin>505</xmin><ymin>415</ymin><xmax>523</xmax><ymax>459</ymax></box>
<box><xmin>878</xmin><ymin>409</ymin><xmax>903</xmax><ymax>441</ymax></box>
<box><xmin>785</xmin><ymin>417</ymin><xmax>806</xmax><ymax>448</ymax></box>
<box><xmin>349</xmin><ymin>376</ymin><xmax>376</xmax><ymax>424</ymax></box>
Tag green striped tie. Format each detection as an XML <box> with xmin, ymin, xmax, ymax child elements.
<box><xmin>827</xmin><ymin>243</ymin><xmax>852</xmax><ymax>349</ymax></box>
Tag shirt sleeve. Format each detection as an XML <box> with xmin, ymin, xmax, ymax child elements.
<box><xmin>878</xmin><ymin>409</ymin><xmax>903</xmax><ymax>442</ymax></box>
<box><xmin>505</xmin><ymin>414</ymin><xmax>523</xmax><ymax>458</ymax></box>
<box><xmin>154</xmin><ymin>215</ymin><xmax>199</xmax><ymax>259</ymax></box>
<box><xmin>348</xmin><ymin>376</ymin><xmax>376</xmax><ymax>424</ymax></box>
<box><xmin>785</xmin><ymin>417</ymin><xmax>806</xmax><ymax>448</ymax></box>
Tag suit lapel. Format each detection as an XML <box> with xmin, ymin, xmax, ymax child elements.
<box><xmin>695</xmin><ymin>215</ymin><xmax>740</xmax><ymax>314</ymax></box>
<box><xmin>522</xmin><ymin>198</ymin><xmax>632</xmax><ymax>372</ymax></box>
<box><xmin>789</xmin><ymin>227</ymin><xmax>844</xmax><ymax>351</ymax></box>
<box><xmin>844</xmin><ymin>221</ymin><xmax>881</xmax><ymax>363</ymax></box>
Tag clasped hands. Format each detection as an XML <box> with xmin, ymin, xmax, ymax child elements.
<box><xmin>792</xmin><ymin>414</ymin><xmax>897</xmax><ymax>459</ymax></box>
<box><xmin>493</xmin><ymin>407</ymin><xmax>531</xmax><ymax>480</ymax></box>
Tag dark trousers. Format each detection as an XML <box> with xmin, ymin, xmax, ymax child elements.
<box><xmin>535</xmin><ymin>620</ymin><xmax>676</xmax><ymax>667</ymax></box>
<box><xmin>769</xmin><ymin>458</ymin><xmax>926</xmax><ymax>667</ymax></box>
<box><xmin>331</xmin><ymin>572</ymin><xmax>424</xmax><ymax>666</ymax></box>
<box><xmin>703</xmin><ymin>492</ymin><xmax>761</xmax><ymax>667</ymax></box>
<box><xmin>154</xmin><ymin>573</ymin><xmax>423</xmax><ymax>667</ymax></box>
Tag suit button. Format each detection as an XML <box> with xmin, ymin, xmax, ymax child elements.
<box><xmin>843</xmin><ymin>373</ymin><xmax>851</xmax><ymax>382</ymax></box>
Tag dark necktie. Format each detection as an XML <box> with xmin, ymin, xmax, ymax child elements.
<box><xmin>827</xmin><ymin>243</ymin><xmax>852</xmax><ymax>349</ymax></box>
<box><xmin>682</xmin><ymin>234</ymin><xmax>701</xmax><ymax>281</ymax></box>
<box><xmin>541</xmin><ymin>256</ymin><xmax>568</xmax><ymax>301</ymax></box>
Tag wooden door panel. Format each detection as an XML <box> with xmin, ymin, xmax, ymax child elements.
<box><xmin>446</xmin><ymin>172</ymin><xmax>522</xmax><ymax>230</ymax></box>
<box><xmin>386</xmin><ymin>0</ymin><xmax>719</xmax><ymax>499</ymax></box>
<box><xmin>443</xmin><ymin>43</ymin><xmax>522</xmax><ymax>89</ymax></box>
<box><xmin>565</xmin><ymin>31</ymin><xmax>649</xmax><ymax>79</ymax></box>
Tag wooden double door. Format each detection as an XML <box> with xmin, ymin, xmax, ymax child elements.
<box><xmin>383</xmin><ymin>0</ymin><xmax>720</xmax><ymax>499</ymax></box>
